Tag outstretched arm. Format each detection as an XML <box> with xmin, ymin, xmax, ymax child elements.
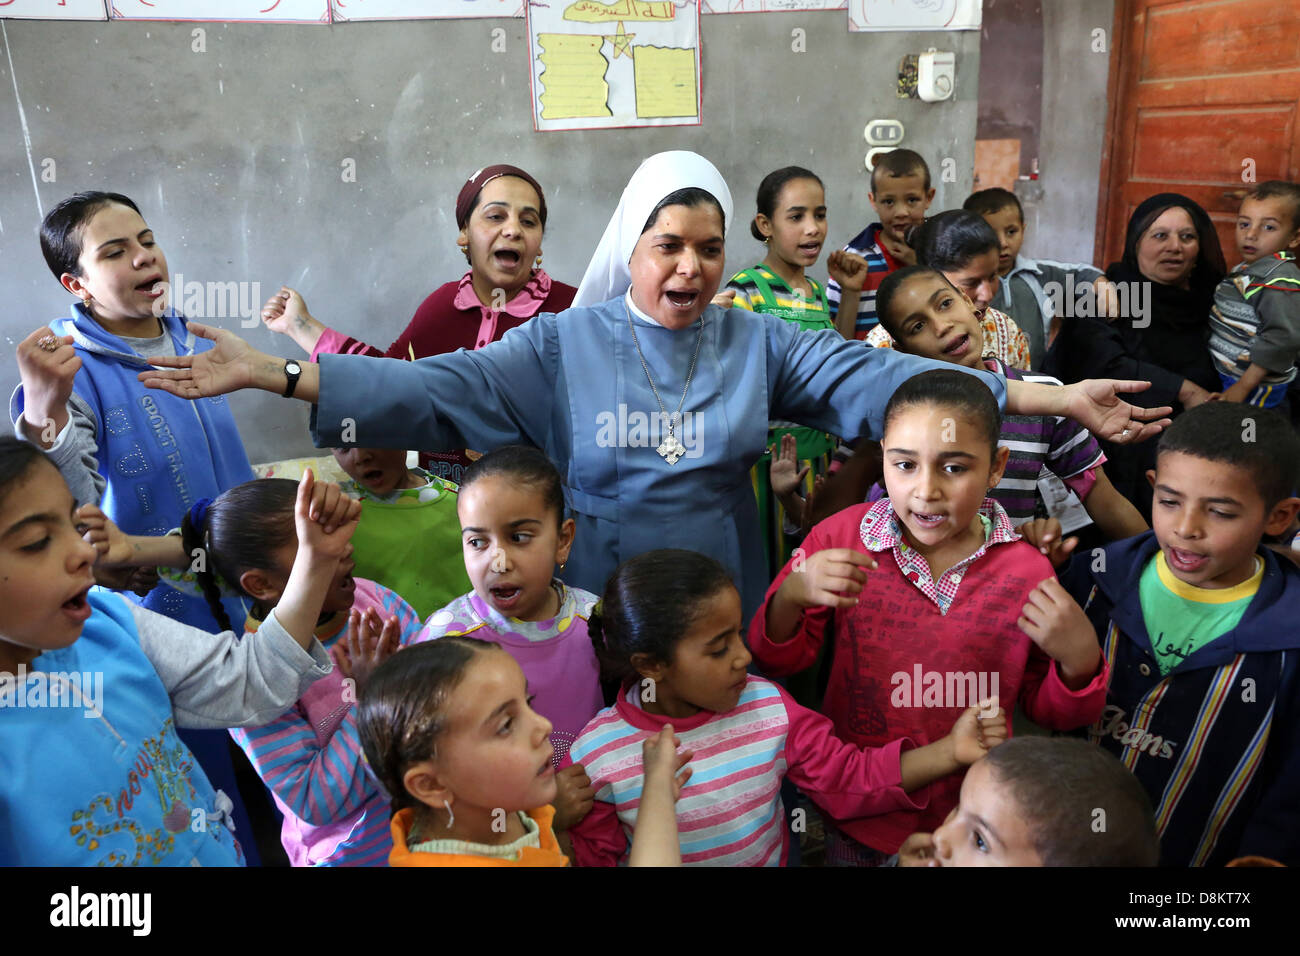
<box><xmin>138</xmin><ymin>322</ymin><xmax>322</xmax><ymax>403</ymax></box>
<box><xmin>1005</xmin><ymin>378</ymin><xmax>1172</xmax><ymax>445</ymax></box>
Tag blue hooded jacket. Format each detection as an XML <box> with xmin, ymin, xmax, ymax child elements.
<box><xmin>10</xmin><ymin>304</ymin><xmax>252</xmax><ymax>631</ymax></box>
<box><xmin>1061</xmin><ymin>531</ymin><xmax>1300</xmax><ymax>866</ymax></box>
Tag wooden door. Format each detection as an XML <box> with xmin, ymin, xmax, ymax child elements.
<box><xmin>1096</xmin><ymin>0</ymin><xmax>1300</xmax><ymax>269</ymax></box>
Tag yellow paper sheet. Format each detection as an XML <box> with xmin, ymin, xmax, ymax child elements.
<box><xmin>537</xmin><ymin>34</ymin><xmax>613</xmax><ymax>120</ymax></box>
<box><xmin>563</xmin><ymin>0</ymin><xmax>675</xmax><ymax>23</ymax></box>
<box><xmin>633</xmin><ymin>46</ymin><xmax>698</xmax><ymax>119</ymax></box>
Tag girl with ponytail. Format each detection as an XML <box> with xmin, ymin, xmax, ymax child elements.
<box><xmin>568</xmin><ymin>548</ymin><xmax>1008</xmax><ymax>867</ymax></box>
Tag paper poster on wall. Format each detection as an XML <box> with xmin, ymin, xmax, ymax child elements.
<box><xmin>331</xmin><ymin>0</ymin><xmax>523</xmax><ymax>20</ymax></box>
<box><xmin>109</xmin><ymin>1</ymin><xmax>330</xmax><ymax>22</ymax></box>
<box><xmin>701</xmin><ymin>0</ymin><xmax>844</xmax><ymax>14</ymax></box>
<box><xmin>848</xmin><ymin>0</ymin><xmax>980</xmax><ymax>32</ymax></box>
<box><xmin>528</xmin><ymin>0</ymin><xmax>701</xmax><ymax>132</ymax></box>
<box><xmin>0</xmin><ymin>1</ymin><xmax>107</xmax><ymax>19</ymax></box>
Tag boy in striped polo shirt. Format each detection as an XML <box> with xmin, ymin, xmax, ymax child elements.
<box><xmin>1208</xmin><ymin>181</ymin><xmax>1300</xmax><ymax>410</ymax></box>
<box><xmin>827</xmin><ymin>149</ymin><xmax>935</xmax><ymax>340</ymax></box>
<box><xmin>1059</xmin><ymin>402</ymin><xmax>1300</xmax><ymax>866</ymax></box>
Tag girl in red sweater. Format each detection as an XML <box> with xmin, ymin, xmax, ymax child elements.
<box><xmin>750</xmin><ymin>367</ymin><xmax>1108</xmax><ymax>866</ymax></box>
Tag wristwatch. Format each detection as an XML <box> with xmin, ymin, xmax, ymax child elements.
<box><xmin>282</xmin><ymin>360</ymin><xmax>303</xmax><ymax>398</ymax></box>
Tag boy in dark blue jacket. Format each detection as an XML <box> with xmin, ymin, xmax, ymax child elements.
<box><xmin>1059</xmin><ymin>401</ymin><xmax>1300</xmax><ymax>866</ymax></box>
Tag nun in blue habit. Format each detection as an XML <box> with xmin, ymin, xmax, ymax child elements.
<box><xmin>141</xmin><ymin>152</ymin><xmax>1171</xmax><ymax>624</ymax></box>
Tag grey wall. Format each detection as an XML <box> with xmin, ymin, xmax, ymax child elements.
<box><xmin>1032</xmin><ymin>0</ymin><xmax>1113</xmax><ymax>264</ymax></box>
<box><xmin>0</xmin><ymin>14</ymin><xmax>979</xmax><ymax>463</ymax></box>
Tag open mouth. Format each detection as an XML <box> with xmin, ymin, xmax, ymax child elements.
<box><xmin>490</xmin><ymin>585</ymin><xmax>523</xmax><ymax>609</ymax></box>
<box><xmin>538</xmin><ymin>749</ymin><xmax>556</xmax><ymax>776</ymax></box>
<box><xmin>493</xmin><ymin>249</ymin><xmax>522</xmax><ymax>269</ymax></box>
<box><xmin>665</xmin><ymin>289</ymin><xmax>700</xmax><ymax>309</ymax></box>
<box><xmin>361</xmin><ymin>468</ymin><xmax>387</xmax><ymax>485</ymax></box>
<box><xmin>62</xmin><ymin>586</ymin><xmax>94</xmax><ymax>622</ymax></box>
<box><xmin>797</xmin><ymin>242</ymin><xmax>822</xmax><ymax>257</ymax></box>
<box><xmin>135</xmin><ymin>275</ymin><xmax>165</xmax><ymax>296</ymax></box>
<box><xmin>911</xmin><ymin>512</ymin><xmax>947</xmax><ymax>529</ymax></box>
<box><xmin>1167</xmin><ymin>547</ymin><xmax>1209</xmax><ymax>573</ymax></box>
<box><xmin>942</xmin><ymin>333</ymin><xmax>972</xmax><ymax>357</ymax></box>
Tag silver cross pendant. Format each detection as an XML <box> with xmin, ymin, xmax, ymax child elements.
<box><xmin>656</xmin><ymin>432</ymin><xmax>687</xmax><ymax>465</ymax></box>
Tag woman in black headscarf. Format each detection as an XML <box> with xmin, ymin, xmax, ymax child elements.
<box><xmin>1045</xmin><ymin>193</ymin><xmax>1227</xmax><ymax>519</ymax></box>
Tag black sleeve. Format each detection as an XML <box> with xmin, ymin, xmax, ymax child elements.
<box><xmin>1045</xmin><ymin>315</ymin><xmax>1186</xmax><ymax>408</ymax></box>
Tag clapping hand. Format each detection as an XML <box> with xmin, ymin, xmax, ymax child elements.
<box><xmin>331</xmin><ymin>606</ymin><xmax>401</xmax><ymax>694</ymax></box>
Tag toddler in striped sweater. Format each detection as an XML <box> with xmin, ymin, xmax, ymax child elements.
<box><xmin>565</xmin><ymin>549</ymin><xmax>1007</xmax><ymax>866</ymax></box>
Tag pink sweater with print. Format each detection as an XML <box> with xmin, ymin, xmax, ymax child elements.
<box><xmin>749</xmin><ymin>503</ymin><xmax>1109</xmax><ymax>853</ymax></box>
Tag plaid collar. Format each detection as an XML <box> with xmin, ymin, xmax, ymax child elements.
<box><xmin>858</xmin><ymin>496</ymin><xmax>1021</xmax><ymax>553</ymax></box>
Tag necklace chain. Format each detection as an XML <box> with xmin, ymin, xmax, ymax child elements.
<box><xmin>625</xmin><ymin>302</ymin><xmax>705</xmax><ymax>464</ymax></box>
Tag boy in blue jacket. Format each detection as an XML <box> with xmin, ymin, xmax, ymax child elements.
<box><xmin>1057</xmin><ymin>401</ymin><xmax>1300</xmax><ymax>866</ymax></box>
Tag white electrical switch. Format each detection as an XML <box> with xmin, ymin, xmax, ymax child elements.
<box><xmin>917</xmin><ymin>50</ymin><xmax>955</xmax><ymax>102</ymax></box>
<box><xmin>863</xmin><ymin>119</ymin><xmax>905</xmax><ymax>146</ymax></box>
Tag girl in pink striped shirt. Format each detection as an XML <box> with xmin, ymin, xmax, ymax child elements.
<box><xmin>565</xmin><ymin>549</ymin><xmax>1007</xmax><ymax>866</ymax></box>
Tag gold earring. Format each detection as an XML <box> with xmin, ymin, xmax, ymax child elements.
<box><xmin>559</xmin><ymin>561</ymin><xmax>566</xmax><ymax>571</ymax></box>
<box><xmin>535</xmin><ymin>253</ymin><xmax>543</xmax><ymax>268</ymax></box>
<box><xmin>460</xmin><ymin>245</ymin><xmax>471</xmax><ymax>264</ymax></box>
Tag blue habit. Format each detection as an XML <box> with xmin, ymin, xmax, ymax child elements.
<box><xmin>310</xmin><ymin>297</ymin><xmax>1006</xmax><ymax>622</ymax></box>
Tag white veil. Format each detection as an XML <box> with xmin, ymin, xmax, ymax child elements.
<box><xmin>572</xmin><ymin>151</ymin><xmax>735</xmax><ymax>308</ymax></box>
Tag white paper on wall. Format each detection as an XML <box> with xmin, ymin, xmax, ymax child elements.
<box><xmin>0</xmin><ymin>1</ymin><xmax>107</xmax><ymax>19</ymax></box>
<box><xmin>528</xmin><ymin>0</ymin><xmax>701</xmax><ymax>132</ymax></box>
<box><xmin>701</xmin><ymin>0</ymin><xmax>845</xmax><ymax>14</ymax></box>
<box><xmin>108</xmin><ymin>1</ymin><xmax>330</xmax><ymax>22</ymax></box>
<box><xmin>848</xmin><ymin>0</ymin><xmax>980</xmax><ymax>32</ymax></box>
<box><xmin>331</xmin><ymin>0</ymin><xmax>523</xmax><ymax>20</ymax></box>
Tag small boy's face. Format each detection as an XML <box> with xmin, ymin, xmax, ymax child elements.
<box><xmin>981</xmin><ymin>205</ymin><xmax>1024</xmax><ymax>276</ymax></box>
<box><xmin>0</xmin><ymin>460</ymin><xmax>98</xmax><ymax>669</ymax></box>
<box><xmin>61</xmin><ymin>203</ymin><xmax>170</xmax><ymax>325</ymax></box>
<box><xmin>1236</xmin><ymin>196</ymin><xmax>1300</xmax><ymax>265</ymax></box>
<box><xmin>870</xmin><ymin>172</ymin><xmax>935</xmax><ymax>244</ymax></box>
<box><xmin>886</xmin><ymin>272</ymin><xmax>985</xmax><ymax>370</ymax></box>
<box><xmin>1148</xmin><ymin>451</ymin><xmax>1299</xmax><ymax>589</ymax></box>
<box><xmin>931</xmin><ymin>760</ymin><xmax>1043</xmax><ymax>866</ymax></box>
<box><xmin>332</xmin><ymin>446</ymin><xmax>413</xmax><ymax>497</ymax></box>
